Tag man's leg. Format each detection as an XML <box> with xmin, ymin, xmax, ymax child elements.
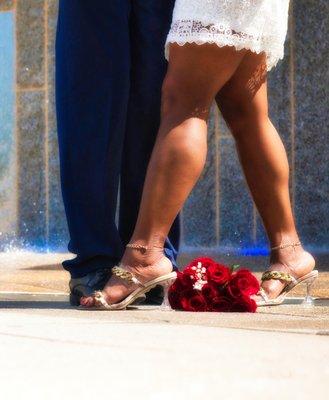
<box><xmin>119</xmin><ymin>0</ymin><xmax>180</xmax><ymax>270</ymax></box>
<box><xmin>56</xmin><ymin>0</ymin><xmax>130</xmax><ymax>279</ymax></box>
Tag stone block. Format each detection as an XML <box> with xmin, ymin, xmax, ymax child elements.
<box><xmin>218</xmin><ymin>134</ymin><xmax>254</xmax><ymax>251</ymax></box>
<box><xmin>17</xmin><ymin>90</ymin><xmax>47</xmax><ymax>247</ymax></box>
<box><xmin>0</xmin><ymin>0</ymin><xmax>13</xmax><ymax>11</ymax></box>
<box><xmin>16</xmin><ymin>0</ymin><xmax>45</xmax><ymax>87</ymax></box>
<box><xmin>294</xmin><ymin>0</ymin><xmax>329</xmax><ymax>251</ymax></box>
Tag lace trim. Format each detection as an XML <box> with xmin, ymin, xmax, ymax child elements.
<box><xmin>165</xmin><ymin>20</ymin><xmax>284</xmax><ymax>71</ymax></box>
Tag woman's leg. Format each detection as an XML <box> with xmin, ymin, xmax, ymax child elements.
<box><xmin>81</xmin><ymin>44</ymin><xmax>246</xmax><ymax>306</ymax></box>
<box><xmin>216</xmin><ymin>52</ymin><xmax>315</xmax><ymax>299</ymax></box>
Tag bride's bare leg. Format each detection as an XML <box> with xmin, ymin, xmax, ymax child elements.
<box><xmin>81</xmin><ymin>44</ymin><xmax>246</xmax><ymax>306</ymax></box>
<box><xmin>216</xmin><ymin>52</ymin><xmax>315</xmax><ymax>299</ymax></box>
<box><xmin>128</xmin><ymin>46</ymin><xmax>244</xmax><ymax>246</ymax></box>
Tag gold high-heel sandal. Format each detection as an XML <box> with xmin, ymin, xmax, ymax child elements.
<box><xmin>93</xmin><ymin>243</ymin><xmax>177</xmax><ymax>310</ymax></box>
<box><xmin>256</xmin><ymin>241</ymin><xmax>318</xmax><ymax>307</ymax></box>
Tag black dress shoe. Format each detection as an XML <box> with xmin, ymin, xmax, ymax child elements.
<box><xmin>144</xmin><ymin>285</ymin><xmax>164</xmax><ymax>305</ymax></box>
<box><xmin>69</xmin><ymin>268</ymin><xmax>112</xmax><ymax>306</ymax></box>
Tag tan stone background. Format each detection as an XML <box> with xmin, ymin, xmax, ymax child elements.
<box><xmin>0</xmin><ymin>0</ymin><xmax>328</xmax><ymax>259</ymax></box>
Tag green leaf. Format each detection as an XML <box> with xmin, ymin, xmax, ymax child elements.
<box><xmin>230</xmin><ymin>264</ymin><xmax>240</xmax><ymax>273</ymax></box>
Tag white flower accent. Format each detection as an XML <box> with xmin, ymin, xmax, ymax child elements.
<box><xmin>192</xmin><ymin>262</ymin><xmax>208</xmax><ymax>291</ymax></box>
<box><xmin>193</xmin><ymin>280</ymin><xmax>207</xmax><ymax>291</ymax></box>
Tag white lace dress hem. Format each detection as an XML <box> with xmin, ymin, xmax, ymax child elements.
<box><xmin>165</xmin><ymin>1</ymin><xmax>290</xmax><ymax>71</ymax></box>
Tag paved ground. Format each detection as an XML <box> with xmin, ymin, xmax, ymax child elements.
<box><xmin>0</xmin><ymin>252</ymin><xmax>328</xmax><ymax>399</ymax></box>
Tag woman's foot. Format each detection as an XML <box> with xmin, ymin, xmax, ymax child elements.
<box><xmin>80</xmin><ymin>245</ymin><xmax>173</xmax><ymax>307</ymax></box>
<box><xmin>253</xmin><ymin>242</ymin><xmax>315</xmax><ymax>302</ymax></box>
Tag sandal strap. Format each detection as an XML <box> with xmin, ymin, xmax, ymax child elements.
<box><xmin>94</xmin><ymin>291</ymin><xmax>113</xmax><ymax>309</ymax></box>
<box><xmin>261</xmin><ymin>270</ymin><xmax>295</xmax><ymax>283</ymax></box>
<box><xmin>258</xmin><ymin>287</ymin><xmax>269</xmax><ymax>302</ymax></box>
<box><xmin>271</xmin><ymin>241</ymin><xmax>301</xmax><ymax>251</ymax></box>
<box><xmin>112</xmin><ymin>266</ymin><xmax>144</xmax><ymax>287</ymax></box>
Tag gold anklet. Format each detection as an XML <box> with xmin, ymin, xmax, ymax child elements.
<box><xmin>126</xmin><ymin>243</ymin><xmax>164</xmax><ymax>252</ymax></box>
<box><xmin>271</xmin><ymin>241</ymin><xmax>301</xmax><ymax>251</ymax></box>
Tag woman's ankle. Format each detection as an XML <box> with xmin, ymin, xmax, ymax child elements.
<box><xmin>122</xmin><ymin>235</ymin><xmax>166</xmax><ymax>266</ymax></box>
<box><xmin>121</xmin><ymin>246</ymin><xmax>165</xmax><ymax>269</ymax></box>
<box><xmin>269</xmin><ymin>232</ymin><xmax>300</xmax><ymax>249</ymax></box>
<box><xmin>128</xmin><ymin>234</ymin><xmax>166</xmax><ymax>251</ymax></box>
<box><xmin>269</xmin><ymin>233</ymin><xmax>304</xmax><ymax>265</ymax></box>
<box><xmin>120</xmin><ymin>248</ymin><xmax>173</xmax><ymax>281</ymax></box>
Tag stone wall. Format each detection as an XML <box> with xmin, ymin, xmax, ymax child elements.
<box><xmin>0</xmin><ymin>0</ymin><xmax>328</xmax><ymax>256</ymax></box>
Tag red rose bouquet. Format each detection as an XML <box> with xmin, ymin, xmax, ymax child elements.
<box><xmin>168</xmin><ymin>257</ymin><xmax>259</xmax><ymax>312</ymax></box>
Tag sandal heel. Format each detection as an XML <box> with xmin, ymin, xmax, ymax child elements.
<box><xmin>302</xmin><ymin>276</ymin><xmax>317</xmax><ymax>307</ymax></box>
<box><xmin>160</xmin><ymin>276</ymin><xmax>176</xmax><ymax>311</ymax></box>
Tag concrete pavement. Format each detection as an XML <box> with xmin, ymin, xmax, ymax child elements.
<box><xmin>1</xmin><ymin>306</ymin><xmax>328</xmax><ymax>400</ymax></box>
<box><xmin>0</xmin><ymin>252</ymin><xmax>328</xmax><ymax>399</ymax></box>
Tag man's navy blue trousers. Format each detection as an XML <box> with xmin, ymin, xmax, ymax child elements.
<box><xmin>55</xmin><ymin>0</ymin><xmax>179</xmax><ymax>278</ymax></box>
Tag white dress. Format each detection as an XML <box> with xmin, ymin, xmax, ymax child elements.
<box><xmin>165</xmin><ymin>0</ymin><xmax>290</xmax><ymax>71</ymax></box>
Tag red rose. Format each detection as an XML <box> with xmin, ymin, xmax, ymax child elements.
<box><xmin>181</xmin><ymin>289</ymin><xmax>208</xmax><ymax>312</ymax></box>
<box><xmin>227</xmin><ymin>269</ymin><xmax>260</xmax><ymax>298</ymax></box>
<box><xmin>207</xmin><ymin>263</ymin><xmax>231</xmax><ymax>285</ymax></box>
<box><xmin>181</xmin><ymin>267</ymin><xmax>199</xmax><ymax>284</ymax></box>
<box><xmin>191</xmin><ymin>257</ymin><xmax>217</xmax><ymax>269</ymax></box>
<box><xmin>184</xmin><ymin>257</ymin><xmax>216</xmax><ymax>274</ymax></box>
<box><xmin>168</xmin><ymin>286</ymin><xmax>183</xmax><ymax>310</ymax></box>
<box><xmin>183</xmin><ymin>257</ymin><xmax>217</xmax><ymax>278</ymax></box>
<box><xmin>201</xmin><ymin>283</ymin><xmax>221</xmax><ymax>303</ymax></box>
<box><xmin>174</xmin><ymin>272</ymin><xmax>194</xmax><ymax>290</ymax></box>
<box><xmin>211</xmin><ymin>296</ymin><xmax>232</xmax><ymax>312</ymax></box>
<box><xmin>232</xmin><ymin>295</ymin><xmax>257</xmax><ymax>313</ymax></box>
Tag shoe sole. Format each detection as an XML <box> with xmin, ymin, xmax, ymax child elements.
<box><xmin>71</xmin><ymin>292</ymin><xmax>147</xmax><ymax>308</ymax></box>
